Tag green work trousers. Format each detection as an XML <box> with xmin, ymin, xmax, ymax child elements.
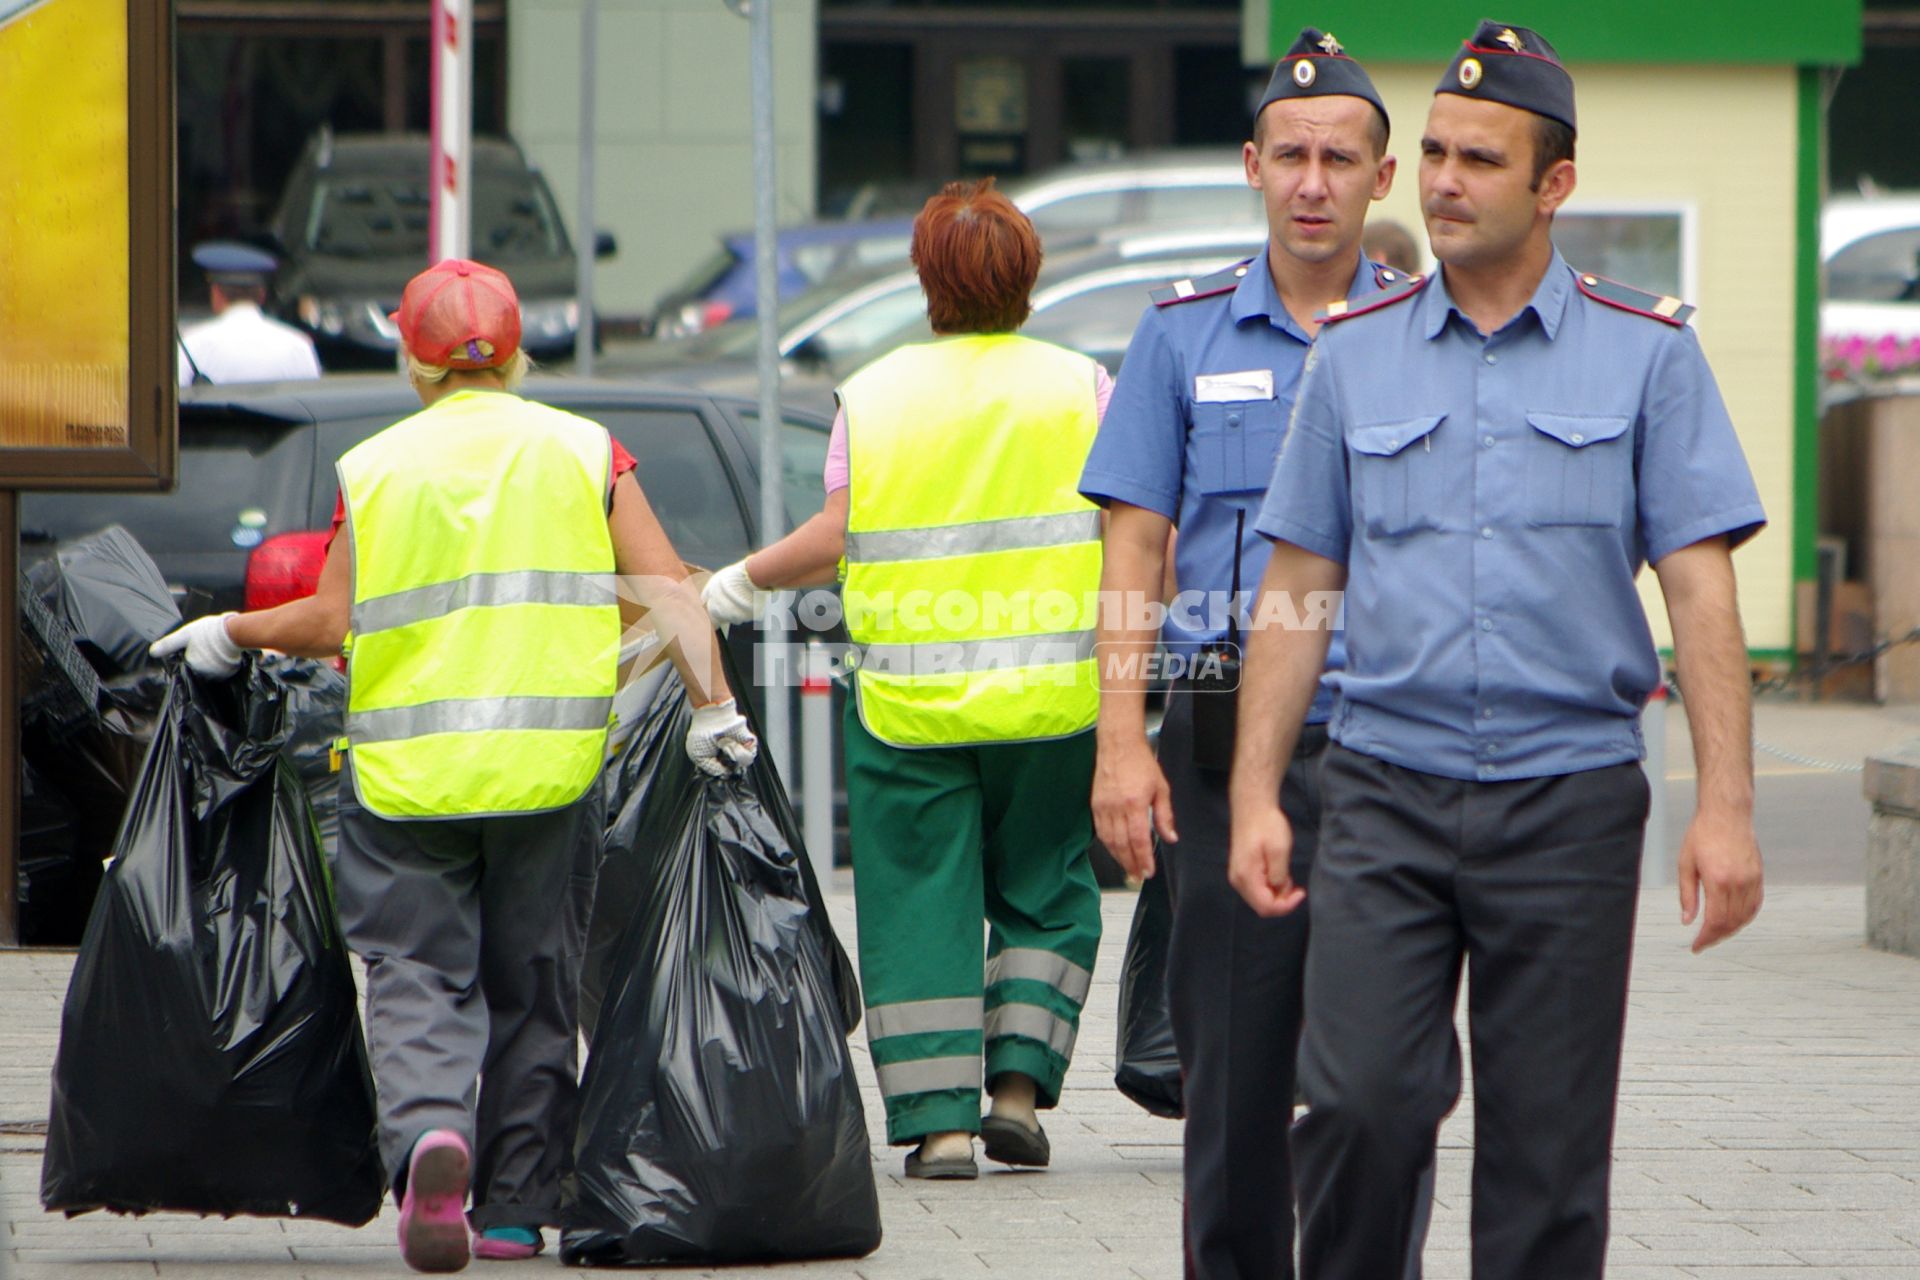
<box><xmin>844</xmin><ymin>704</ymin><xmax>1103</xmax><ymax>1146</ymax></box>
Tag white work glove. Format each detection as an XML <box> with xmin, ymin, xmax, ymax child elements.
<box><xmin>701</xmin><ymin>559</ymin><xmax>761</xmax><ymax>628</ymax></box>
<box><xmin>149</xmin><ymin>612</ymin><xmax>245</xmax><ymax>678</ymax></box>
<box><xmin>686</xmin><ymin>698</ymin><xmax>759</xmax><ymax>777</ymax></box>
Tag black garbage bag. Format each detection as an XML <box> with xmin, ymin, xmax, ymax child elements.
<box><xmin>1115</xmin><ymin>865</ymin><xmax>1183</xmax><ymax>1119</ymax></box>
<box><xmin>40</xmin><ymin>661</ymin><xmax>385</xmax><ymax>1226</ymax></box>
<box><xmin>27</xmin><ymin>524</ymin><xmax>181</xmax><ymax>675</ymax></box>
<box><xmin>560</xmin><ymin>769</ymin><xmax>882</xmax><ymax>1266</ymax></box>
<box><xmin>582</xmin><ymin>650</ymin><xmax>860</xmax><ymax>1043</ymax></box>
<box><xmin>259</xmin><ymin>655</ymin><xmax>347</xmax><ymax>857</ymax></box>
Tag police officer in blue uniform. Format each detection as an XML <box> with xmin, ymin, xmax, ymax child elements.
<box><xmin>1081</xmin><ymin>30</ymin><xmax>1422</xmax><ymax>1280</ymax></box>
<box><xmin>1229</xmin><ymin>23</ymin><xmax>1769</xmax><ymax>1279</ymax></box>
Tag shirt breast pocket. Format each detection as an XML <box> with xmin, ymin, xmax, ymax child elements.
<box><xmin>1525</xmin><ymin>413</ymin><xmax>1633</xmax><ymax>528</ymax></box>
<box><xmin>1348</xmin><ymin>415</ymin><xmax>1445</xmax><ymax>537</ymax></box>
<box><xmin>1191</xmin><ymin>399</ymin><xmax>1286</xmax><ymax>496</ymax></box>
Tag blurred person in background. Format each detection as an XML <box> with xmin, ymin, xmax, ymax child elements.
<box><xmin>703</xmin><ymin>180</ymin><xmax>1109</xmax><ymax>1181</ymax></box>
<box><xmin>1363</xmin><ymin>219</ymin><xmax>1422</xmax><ymax>275</ymax></box>
<box><xmin>1079</xmin><ymin>29</ymin><xmax>1429</xmax><ymax>1280</ymax></box>
<box><xmin>154</xmin><ymin>258</ymin><xmax>755</xmax><ymax>1273</ymax></box>
<box><xmin>176</xmin><ymin>241</ymin><xmax>321</xmax><ymax>385</ymax></box>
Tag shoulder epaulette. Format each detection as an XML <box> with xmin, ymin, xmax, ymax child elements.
<box><xmin>1319</xmin><ymin>272</ymin><xmax>1429</xmax><ymax>325</ymax></box>
<box><xmin>1573</xmin><ymin>271</ymin><xmax>1694</xmax><ymax>326</ymax></box>
<box><xmin>1367</xmin><ymin>260</ymin><xmax>1414</xmax><ymax>290</ymax></box>
<box><xmin>1151</xmin><ymin>258</ymin><xmax>1254</xmax><ymax>308</ymax></box>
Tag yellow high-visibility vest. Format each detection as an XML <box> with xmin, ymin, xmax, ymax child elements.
<box><xmin>337</xmin><ymin>389</ymin><xmax>620</xmax><ymax>818</ymax></box>
<box><xmin>840</xmin><ymin>334</ymin><xmax>1101</xmax><ymax>747</ymax></box>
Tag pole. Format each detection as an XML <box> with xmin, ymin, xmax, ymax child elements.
<box><xmin>802</xmin><ymin>640</ymin><xmax>835</xmax><ymax>891</ymax></box>
<box><xmin>747</xmin><ymin>0</ymin><xmax>791</xmax><ymax>783</ymax></box>
<box><xmin>1642</xmin><ymin>682</ymin><xmax>1670</xmax><ymax>888</ymax></box>
<box><xmin>429</xmin><ymin>0</ymin><xmax>473</xmax><ymax>263</ymax></box>
<box><xmin>0</xmin><ymin>493</ymin><xmax>18</xmax><ymax>947</ymax></box>
<box><xmin>573</xmin><ymin>0</ymin><xmax>598</xmax><ymax>375</ymax></box>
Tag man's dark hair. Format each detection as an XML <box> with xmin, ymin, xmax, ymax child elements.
<box><xmin>1529</xmin><ymin>116</ymin><xmax>1576</xmax><ymax>191</ymax></box>
<box><xmin>1253</xmin><ymin>103</ymin><xmax>1389</xmax><ymax>159</ymax></box>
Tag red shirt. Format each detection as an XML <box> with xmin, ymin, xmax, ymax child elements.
<box><xmin>328</xmin><ymin>437</ymin><xmax>638</xmax><ymax>545</ymax></box>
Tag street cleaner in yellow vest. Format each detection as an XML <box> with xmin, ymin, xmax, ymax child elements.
<box><xmin>702</xmin><ymin>180</ymin><xmax>1109</xmax><ymax>1181</ymax></box>
<box><xmin>152</xmin><ymin>258</ymin><xmax>757</xmax><ymax>1275</ymax></box>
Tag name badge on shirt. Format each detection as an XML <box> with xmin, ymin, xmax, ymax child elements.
<box><xmin>1194</xmin><ymin>370</ymin><xmax>1274</xmax><ymax>403</ymax></box>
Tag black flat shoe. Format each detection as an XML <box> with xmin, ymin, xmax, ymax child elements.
<box><xmin>904</xmin><ymin>1149</ymin><xmax>978</xmax><ymax>1180</ymax></box>
<box><xmin>979</xmin><ymin>1115</ymin><xmax>1050</xmax><ymax>1168</ymax></box>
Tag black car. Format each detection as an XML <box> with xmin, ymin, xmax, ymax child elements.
<box><xmin>260</xmin><ymin>131</ymin><xmax>614</xmax><ymax>369</ymax></box>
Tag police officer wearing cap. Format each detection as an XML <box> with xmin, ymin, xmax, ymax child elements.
<box><xmin>177</xmin><ymin>241</ymin><xmax>322</xmax><ymax>385</ymax></box>
<box><xmin>1081</xmin><ymin>30</ymin><xmax>1423</xmax><ymax>1280</ymax></box>
<box><xmin>1229</xmin><ymin>21</ymin><xmax>1767</xmax><ymax>1278</ymax></box>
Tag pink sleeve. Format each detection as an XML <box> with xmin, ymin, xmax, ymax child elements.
<box><xmin>1094</xmin><ymin>363</ymin><xmax>1115</xmax><ymax>425</ymax></box>
<box><xmin>823</xmin><ymin>406</ymin><xmax>850</xmax><ymax>495</ymax></box>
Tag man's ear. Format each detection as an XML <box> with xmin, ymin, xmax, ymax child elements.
<box><xmin>1538</xmin><ymin>159</ymin><xmax>1577</xmax><ymax>216</ymax></box>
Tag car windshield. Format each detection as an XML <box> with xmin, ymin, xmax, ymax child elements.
<box><xmin>1828</xmin><ymin>227</ymin><xmax>1920</xmax><ymax>303</ymax></box>
<box><xmin>304</xmin><ymin>165</ymin><xmax>568</xmax><ymax>261</ymax></box>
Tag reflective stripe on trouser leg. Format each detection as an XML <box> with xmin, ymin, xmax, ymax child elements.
<box><xmin>844</xmin><ymin>706</ymin><xmax>991</xmax><ymax>1144</ymax></box>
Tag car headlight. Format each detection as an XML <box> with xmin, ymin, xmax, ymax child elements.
<box><xmin>521</xmin><ymin>298</ymin><xmax>579</xmax><ymax>341</ymax></box>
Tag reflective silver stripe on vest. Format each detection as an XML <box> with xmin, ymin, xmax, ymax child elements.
<box><xmin>348</xmin><ymin>695</ymin><xmax>614</xmax><ymax>744</ymax></box>
<box><xmin>984</xmin><ymin>1002</ymin><xmax>1078</xmax><ymax>1059</ymax></box>
<box><xmin>857</xmin><ymin>629</ymin><xmax>1095</xmax><ymax>678</ymax></box>
<box><xmin>845</xmin><ymin>510</ymin><xmax>1101</xmax><ymax>565</ymax></box>
<box><xmin>865</xmin><ymin>996</ymin><xmax>983</xmax><ymax>1042</ymax></box>
<box><xmin>353</xmin><ymin>569</ymin><xmax>616</xmax><ymax>636</ymax></box>
<box><xmin>874</xmin><ymin>1055</ymin><xmax>983</xmax><ymax>1099</ymax></box>
<box><xmin>985</xmin><ymin>948</ymin><xmax>1094</xmax><ymax>1007</ymax></box>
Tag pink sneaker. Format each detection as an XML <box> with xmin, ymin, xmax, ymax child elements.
<box><xmin>472</xmin><ymin>1227</ymin><xmax>543</xmax><ymax>1260</ymax></box>
<box><xmin>397</xmin><ymin>1129</ymin><xmax>472</xmax><ymax>1273</ymax></box>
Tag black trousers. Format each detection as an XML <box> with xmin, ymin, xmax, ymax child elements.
<box><xmin>1295</xmin><ymin>746</ymin><xmax>1648</xmax><ymax>1280</ymax></box>
<box><xmin>1157</xmin><ymin>692</ymin><xmax>1326</xmax><ymax>1280</ymax></box>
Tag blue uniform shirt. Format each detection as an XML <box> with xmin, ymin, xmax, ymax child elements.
<box><xmin>1257</xmin><ymin>250</ymin><xmax>1766</xmax><ymax>780</ymax></box>
<box><xmin>1081</xmin><ymin>253</ymin><xmax>1395</xmax><ymax>724</ymax></box>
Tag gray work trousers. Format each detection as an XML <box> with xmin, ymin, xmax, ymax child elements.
<box><xmin>1295</xmin><ymin>746</ymin><xmax>1647</xmax><ymax>1280</ymax></box>
<box><xmin>1159</xmin><ymin>693</ymin><xmax>1432</xmax><ymax>1280</ymax></box>
<box><xmin>334</xmin><ymin>774</ymin><xmax>603</xmax><ymax>1231</ymax></box>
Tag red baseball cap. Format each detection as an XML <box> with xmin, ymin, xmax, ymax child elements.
<box><xmin>391</xmin><ymin>258</ymin><xmax>522</xmax><ymax>369</ymax></box>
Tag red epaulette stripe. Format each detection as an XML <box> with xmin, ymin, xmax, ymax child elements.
<box><xmin>1322</xmin><ymin>274</ymin><xmax>1428</xmax><ymax>325</ymax></box>
<box><xmin>1572</xmin><ymin>273</ymin><xmax>1691</xmax><ymax>326</ymax></box>
<box><xmin>1153</xmin><ymin>280</ymin><xmax>1238</xmax><ymax>307</ymax></box>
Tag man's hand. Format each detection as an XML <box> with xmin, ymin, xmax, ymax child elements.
<box><xmin>1227</xmin><ymin>799</ymin><xmax>1306</xmax><ymax>917</ymax></box>
<box><xmin>149</xmin><ymin>612</ymin><xmax>244</xmax><ymax>677</ymax></box>
<box><xmin>700</xmin><ymin>560</ymin><xmax>760</xmax><ymax>628</ymax></box>
<box><xmin>1677</xmin><ymin>809</ymin><xmax>1763</xmax><ymax>952</ymax></box>
<box><xmin>686</xmin><ymin>698</ymin><xmax>759</xmax><ymax>776</ymax></box>
<box><xmin>1092</xmin><ymin>735</ymin><xmax>1176</xmax><ymax>879</ymax></box>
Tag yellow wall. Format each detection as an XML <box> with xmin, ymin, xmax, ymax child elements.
<box><xmin>1362</xmin><ymin>64</ymin><xmax>1798</xmax><ymax>654</ymax></box>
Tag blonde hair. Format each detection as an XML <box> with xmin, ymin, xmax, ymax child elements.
<box><xmin>403</xmin><ymin>347</ymin><xmax>532</xmax><ymax>391</ymax></box>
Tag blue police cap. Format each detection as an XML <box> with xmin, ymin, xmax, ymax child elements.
<box><xmin>1435</xmin><ymin>20</ymin><xmax>1576</xmax><ymax>133</ymax></box>
<box><xmin>1256</xmin><ymin>28</ymin><xmax>1388</xmax><ymax>136</ymax></box>
<box><xmin>191</xmin><ymin>240</ymin><xmax>280</xmax><ymax>283</ymax></box>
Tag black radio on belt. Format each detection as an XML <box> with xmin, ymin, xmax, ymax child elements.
<box><xmin>1188</xmin><ymin>510</ymin><xmax>1245</xmax><ymax>774</ymax></box>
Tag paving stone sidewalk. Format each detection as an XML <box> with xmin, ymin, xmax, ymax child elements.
<box><xmin>6</xmin><ymin>882</ymin><xmax>1920</xmax><ymax>1279</ymax></box>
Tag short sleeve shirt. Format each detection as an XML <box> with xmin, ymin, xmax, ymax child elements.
<box><xmin>1257</xmin><ymin>251</ymin><xmax>1766</xmax><ymax>780</ymax></box>
<box><xmin>1079</xmin><ymin>253</ymin><xmax>1395</xmax><ymax>724</ymax></box>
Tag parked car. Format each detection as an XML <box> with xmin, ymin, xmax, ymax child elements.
<box><xmin>648</xmin><ymin>217</ymin><xmax>916</xmax><ymax>340</ymax></box>
<box><xmin>1823</xmin><ymin>196</ymin><xmax>1920</xmax><ymax>348</ymax></box>
<box><xmin>1002</xmin><ymin>150</ymin><xmax>1259</xmax><ymax>237</ymax></box>
<box><xmin>260</xmin><ymin>131</ymin><xmax>615</xmax><ymax>369</ymax></box>
<box><xmin>615</xmin><ymin>225</ymin><xmax>1268</xmax><ymax>412</ymax></box>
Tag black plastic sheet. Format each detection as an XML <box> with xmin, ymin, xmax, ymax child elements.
<box><xmin>562</xmin><ymin>763</ymin><xmax>881</xmax><ymax>1265</ymax></box>
<box><xmin>26</xmin><ymin>524</ymin><xmax>181</xmax><ymax>675</ymax></box>
<box><xmin>1114</xmin><ymin>865</ymin><xmax>1184</xmax><ymax>1119</ymax></box>
<box><xmin>39</xmin><ymin>661</ymin><xmax>385</xmax><ymax>1225</ymax></box>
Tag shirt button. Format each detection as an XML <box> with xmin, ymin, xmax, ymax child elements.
<box><xmin>1479</xmin><ymin>764</ymin><xmax>1495</xmax><ymax>777</ymax></box>
<box><xmin>1480</xmin><ymin>526</ymin><xmax>1494</xmax><ymax>539</ymax></box>
<box><xmin>1480</xmin><ymin>618</ymin><xmax>1494</xmax><ymax>632</ymax></box>
<box><xmin>1481</xmin><ymin>707</ymin><xmax>1494</xmax><ymax>720</ymax></box>
<box><xmin>1483</xmin><ymin>435</ymin><xmax>1496</xmax><ymax>448</ymax></box>
<box><xmin>1483</xmin><ymin>353</ymin><xmax>1497</xmax><ymax>365</ymax></box>
<box><xmin>1227</xmin><ymin>413</ymin><xmax>1242</xmax><ymax>428</ymax></box>
<box><xmin>1570</xmin><ymin>432</ymin><xmax>1585</xmax><ymax>444</ymax></box>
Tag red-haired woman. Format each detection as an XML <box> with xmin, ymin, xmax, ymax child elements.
<box><xmin>704</xmin><ymin>180</ymin><xmax>1113</xmax><ymax>1180</ymax></box>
